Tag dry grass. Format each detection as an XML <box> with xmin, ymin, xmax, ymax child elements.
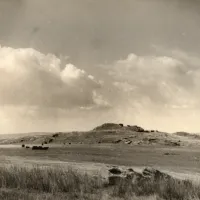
<box><xmin>0</xmin><ymin>165</ymin><xmax>200</xmax><ymax>200</ymax></box>
<box><xmin>0</xmin><ymin>165</ymin><xmax>103</xmax><ymax>199</ymax></box>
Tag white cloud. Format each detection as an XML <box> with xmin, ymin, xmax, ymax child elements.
<box><xmin>0</xmin><ymin>45</ymin><xmax>106</xmax><ymax>109</ymax></box>
<box><xmin>96</xmin><ymin>51</ymin><xmax>200</xmax><ymax>133</ymax></box>
<box><xmin>0</xmin><ymin>45</ymin><xmax>113</xmax><ymax>133</ymax></box>
<box><xmin>113</xmin><ymin>81</ymin><xmax>136</xmax><ymax>92</ymax></box>
<box><xmin>2</xmin><ymin>45</ymin><xmax>200</xmax><ymax>133</ymax></box>
<box><xmin>110</xmin><ymin>53</ymin><xmax>198</xmax><ymax>109</ymax></box>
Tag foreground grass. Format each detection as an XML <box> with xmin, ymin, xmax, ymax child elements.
<box><xmin>0</xmin><ymin>165</ymin><xmax>199</xmax><ymax>200</ymax></box>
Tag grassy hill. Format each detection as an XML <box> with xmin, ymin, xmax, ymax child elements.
<box><xmin>0</xmin><ymin>123</ymin><xmax>197</xmax><ymax>147</ymax></box>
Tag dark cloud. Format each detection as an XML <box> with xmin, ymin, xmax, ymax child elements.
<box><xmin>1</xmin><ymin>0</ymin><xmax>200</xmax><ymax>66</ymax></box>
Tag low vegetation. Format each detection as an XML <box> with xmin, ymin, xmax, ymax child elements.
<box><xmin>0</xmin><ymin>165</ymin><xmax>199</xmax><ymax>200</ymax></box>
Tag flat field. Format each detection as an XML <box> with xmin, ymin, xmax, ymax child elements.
<box><xmin>1</xmin><ymin>125</ymin><xmax>200</xmax><ymax>199</ymax></box>
<box><xmin>1</xmin><ymin>144</ymin><xmax>200</xmax><ymax>180</ymax></box>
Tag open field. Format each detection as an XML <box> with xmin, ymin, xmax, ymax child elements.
<box><xmin>0</xmin><ymin>144</ymin><xmax>200</xmax><ymax>180</ymax></box>
<box><xmin>1</xmin><ymin>124</ymin><xmax>200</xmax><ymax>199</ymax></box>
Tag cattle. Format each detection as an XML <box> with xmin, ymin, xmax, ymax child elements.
<box><xmin>32</xmin><ymin>146</ymin><xmax>49</xmax><ymax>150</ymax></box>
<box><xmin>22</xmin><ymin>144</ymin><xmax>25</xmax><ymax>147</ymax></box>
<box><xmin>26</xmin><ymin>146</ymin><xmax>30</xmax><ymax>149</ymax></box>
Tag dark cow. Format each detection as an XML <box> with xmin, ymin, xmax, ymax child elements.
<box><xmin>32</xmin><ymin>146</ymin><xmax>49</xmax><ymax>150</ymax></box>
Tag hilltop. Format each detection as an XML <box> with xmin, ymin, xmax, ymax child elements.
<box><xmin>0</xmin><ymin>123</ymin><xmax>199</xmax><ymax>147</ymax></box>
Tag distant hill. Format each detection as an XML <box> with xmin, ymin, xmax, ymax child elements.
<box><xmin>0</xmin><ymin>123</ymin><xmax>199</xmax><ymax>147</ymax></box>
<box><xmin>174</xmin><ymin>131</ymin><xmax>200</xmax><ymax>139</ymax></box>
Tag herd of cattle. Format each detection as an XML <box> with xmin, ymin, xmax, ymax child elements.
<box><xmin>20</xmin><ymin>132</ymin><xmax>63</xmax><ymax>150</ymax></box>
<box><xmin>21</xmin><ymin>144</ymin><xmax>49</xmax><ymax>150</ymax></box>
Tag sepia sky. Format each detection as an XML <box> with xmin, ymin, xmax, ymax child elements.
<box><xmin>1</xmin><ymin>0</ymin><xmax>200</xmax><ymax>133</ymax></box>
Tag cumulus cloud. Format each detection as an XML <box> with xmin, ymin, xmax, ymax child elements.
<box><xmin>0</xmin><ymin>45</ymin><xmax>107</xmax><ymax>109</ymax></box>
<box><xmin>91</xmin><ymin>51</ymin><xmax>200</xmax><ymax>132</ymax></box>
<box><xmin>0</xmin><ymin>45</ymin><xmax>113</xmax><ymax>133</ymax></box>
<box><xmin>113</xmin><ymin>81</ymin><xmax>136</xmax><ymax>92</ymax></box>
<box><xmin>109</xmin><ymin>53</ymin><xmax>198</xmax><ymax>109</ymax></box>
<box><xmin>2</xmin><ymin>45</ymin><xmax>200</xmax><ymax>133</ymax></box>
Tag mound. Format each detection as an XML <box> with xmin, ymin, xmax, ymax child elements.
<box><xmin>93</xmin><ymin>123</ymin><xmax>145</xmax><ymax>132</ymax></box>
<box><xmin>93</xmin><ymin>123</ymin><xmax>124</xmax><ymax>131</ymax></box>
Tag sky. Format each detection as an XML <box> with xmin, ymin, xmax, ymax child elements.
<box><xmin>0</xmin><ymin>0</ymin><xmax>200</xmax><ymax>133</ymax></box>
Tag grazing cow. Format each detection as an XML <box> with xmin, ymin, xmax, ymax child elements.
<box><xmin>26</xmin><ymin>146</ymin><xmax>30</xmax><ymax>149</ymax></box>
<box><xmin>32</xmin><ymin>146</ymin><xmax>49</xmax><ymax>150</ymax></box>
